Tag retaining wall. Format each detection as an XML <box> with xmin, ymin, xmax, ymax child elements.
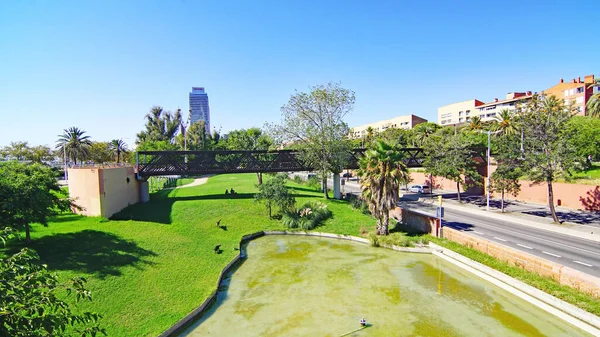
<box><xmin>391</xmin><ymin>206</ymin><xmax>440</xmax><ymax>237</ymax></box>
<box><xmin>443</xmin><ymin>227</ymin><xmax>600</xmax><ymax>298</ymax></box>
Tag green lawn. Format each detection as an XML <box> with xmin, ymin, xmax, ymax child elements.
<box><xmin>13</xmin><ymin>173</ymin><xmax>376</xmax><ymax>337</ymax></box>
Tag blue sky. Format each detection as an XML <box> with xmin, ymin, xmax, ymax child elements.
<box><xmin>1</xmin><ymin>0</ymin><xmax>598</xmax><ymax>148</ymax></box>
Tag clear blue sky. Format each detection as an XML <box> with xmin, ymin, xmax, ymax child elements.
<box><xmin>1</xmin><ymin>0</ymin><xmax>598</xmax><ymax>148</ymax></box>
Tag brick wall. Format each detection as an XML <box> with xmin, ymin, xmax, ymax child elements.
<box><xmin>443</xmin><ymin>227</ymin><xmax>600</xmax><ymax>298</ymax></box>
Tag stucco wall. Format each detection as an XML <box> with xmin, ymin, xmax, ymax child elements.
<box><xmin>99</xmin><ymin>167</ymin><xmax>140</xmax><ymax>217</ymax></box>
<box><xmin>68</xmin><ymin>167</ymin><xmax>140</xmax><ymax>218</ymax></box>
<box><xmin>409</xmin><ymin>171</ymin><xmax>483</xmax><ymax>195</ymax></box>
<box><xmin>391</xmin><ymin>206</ymin><xmax>440</xmax><ymax>236</ymax></box>
<box><xmin>443</xmin><ymin>227</ymin><xmax>600</xmax><ymax>298</ymax></box>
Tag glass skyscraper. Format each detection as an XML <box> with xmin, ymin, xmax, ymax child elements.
<box><xmin>189</xmin><ymin>87</ymin><xmax>211</xmax><ymax>132</ymax></box>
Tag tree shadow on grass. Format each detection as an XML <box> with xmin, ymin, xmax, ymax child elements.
<box><xmin>28</xmin><ymin>230</ymin><xmax>157</xmax><ymax>279</ymax></box>
<box><xmin>288</xmin><ymin>186</ymin><xmax>322</xmax><ymax>194</ymax></box>
<box><xmin>111</xmin><ymin>193</ymin><xmax>320</xmax><ymax>224</ymax></box>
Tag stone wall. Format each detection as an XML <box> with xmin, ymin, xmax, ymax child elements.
<box><xmin>443</xmin><ymin>227</ymin><xmax>600</xmax><ymax>298</ymax></box>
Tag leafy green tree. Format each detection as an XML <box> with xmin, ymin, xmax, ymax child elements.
<box><xmin>180</xmin><ymin>120</ymin><xmax>208</xmax><ymax>150</ymax></box>
<box><xmin>411</xmin><ymin>122</ymin><xmax>440</xmax><ymax>147</ymax></box>
<box><xmin>519</xmin><ymin>94</ymin><xmax>578</xmax><ymax>223</ymax></box>
<box><xmin>564</xmin><ymin>116</ymin><xmax>600</xmax><ymax>163</ymax></box>
<box><xmin>2</xmin><ymin>141</ymin><xmax>32</xmax><ymax>160</ymax></box>
<box><xmin>30</xmin><ymin>145</ymin><xmax>54</xmax><ymax>163</ymax></box>
<box><xmin>226</xmin><ymin>128</ymin><xmax>273</xmax><ymax>184</ymax></box>
<box><xmin>376</xmin><ymin>127</ymin><xmax>411</xmax><ymax>147</ymax></box>
<box><xmin>88</xmin><ymin>141</ymin><xmax>113</xmax><ymax>164</ymax></box>
<box><xmin>357</xmin><ymin>141</ymin><xmax>409</xmax><ymax>235</ymax></box>
<box><xmin>254</xmin><ymin>174</ymin><xmax>296</xmax><ymax>218</ymax></box>
<box><xmin>0</xmin><ymin>248</ymin><xmax>106</xmax><ymax>337</ymax></box>
<box><xmin>586</xmin><ymin>79</ymin><xmax>600</xmax><ymax>118</ymax></box>
<box><xmin>136</xmin><ymin>106</ymin><xmax>182</xmax><ymax>144</ymax></box>
<box><xmin>109</xmin><ymin>139</ymin><xmax>128</xmax><ymax>163</ymax></box>
<box><xmin>466</xmin><ymin>115</ymin><xmax>483</xmax><ymax>131</ymax></box>
<box><xmin>268</xmin><ymin>82</ymin><xmax>354</xmax><ymax>199</ymax></box>
<box><xmin>0</xmin><ymin>162</ymin><xmax>74</xmax><ymax>243</ymax></box>
<box><xmin>489</xmin><ymin>134</ymin><xmax>522</xmax><ymax>212</ymax></box>
<box><xmin>423</xmin><ymin>133</ymin><xmax>482</xmax><ymax>202</ymax></box>
<box><xmin>493</xmin><ymin>109</ymin><xmax>518</xmax><ymax>135</ymax></box>
<box><xmin>55</xmin><ymin>127</ymin><xmax>92</xmax><ymax>165</ymax></box>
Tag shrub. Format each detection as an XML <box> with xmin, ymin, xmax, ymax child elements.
<box><xmin>306</xmin><ymin>175</ymin><xmax>321</xmax><ymax>191</ymax></box>
<box><xmin>292</xmin><ymin>175</ymin><xmax>303</xmax><ymax>184</ymax></box>
<box><xmin>281</xmin><ymin>201</ymin><xmax>332</xmax><ymax>230</ymax></box>
<box><xmin>368</xmin><ymin>232</ymin><xmax>380</xmax><ymax>247</ymax></box>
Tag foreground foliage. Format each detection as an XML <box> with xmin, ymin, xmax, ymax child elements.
<box><xmin>282</xmin><ymin>201</ymin><xmax>332</xmax><ymax>230</ymax></box>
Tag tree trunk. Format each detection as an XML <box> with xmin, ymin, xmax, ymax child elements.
<box><xmin>117</xmin><ymin>149</ymin><xmax>121</xmax><ymax>163</ymax></box>
<box><xmin>256</xmin><ymin>172</ymin><xmax>263</xmax><ymax>185</ymax></box>
<box><xmin>456</xmin><ymin>181</ymin><xmax>461</xmax><ymax>203</ymax></box>
<box><xmin>376</xmin><ymin>218</ymin><xmax>382</xmax><ymax>235</ymax></box>
<box><xmin>501</xmin><ymin>190</ymin><xmax>505</xmax><ymax>213</ymax></box>
<box><xmin>25</xmin><ymin>224</ymin><xmax>31</xmax><ymax>244</ymax></box>
<box><xmin>547</xmin><ymin>180</ymin><xmax>561</xmax><ymax>223</ymax></box>
<box><xmin>381</xmin><ymin>211</ymin><xmax>390</xmax><ymax>235</ymax></box>
<box><xmin>322</xmin><ymin>177</ymin><xmax>329</xmax><ymax>199</ymax></box>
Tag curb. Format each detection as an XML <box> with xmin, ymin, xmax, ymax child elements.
<box><xmin>430</xmin><ymin>242</ymin><xmax>600</xmax><ymax>336</ymax></box>
<box><xmin>441</xmin><ymin>202</ymin><xmax>600</xmax><ymax>243</ymax></box>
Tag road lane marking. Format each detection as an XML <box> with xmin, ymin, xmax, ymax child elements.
<box><xmin>493</xmin><ymin>237</ymin><xmax>507</xmax><ymax>242</ymax></box>
<box><xmin>573</xmin><ymin>260</ymin><xmax>593</xmax><ymax>267</ymax></box>
<box><xmin>444</xmin><ymin>214</ymin><xmax>600</xmax><ymax>257</ymax></box>
<box><xmin>542</xmin><ymin>251</ymin><xmax>561</xmax><ymax>258</ymax></box>
<box><xmin>517</xmin><ymin>244</ymin><xmax>533</xmax><ymax>250</ymax></box>
<box><xmin>473</xmin><ymin>231</ymin><xmax>484</xmax><ymax>235</ymax></box>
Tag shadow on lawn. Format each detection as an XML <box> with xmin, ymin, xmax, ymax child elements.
<box><xmin>30</xmin><ymin>230</ymin><xmax>157</xmax><ymax>279</ymax></box>
<box><xmin>111</xmin><ymin>192</ymin><xmax>319</xmax><ymax>224</ymax></box>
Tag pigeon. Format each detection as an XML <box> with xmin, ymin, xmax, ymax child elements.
<box><xmin>214</xmin><ymin>244</ymin><xmax>221</xmax><ymax>254</ymax></box>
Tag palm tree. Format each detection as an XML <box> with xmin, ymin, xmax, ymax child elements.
<box><xmin>357</xmin><ymin>140</ymin><xmax>410</xmax><ymax>235</ymax></box>
<box><xmin>109</xmin><ymin>139</ymin><xmax>129</xmax><ymax>163</ymax></box>
<box><xmin>493</xmin><ymin>109</ymin><xmax>517</xmax><ymax>135</ymax></box>
<box><xmin>587</xmin><ymin>79</ymin><xmax>600</xmax><ymax>118</ymax></box>
<box><xmin>56</xmin><ymin>127</ymin><xmax>92</xmax><ymax>165</ymax></box>
<box><xmin>466</xmin><ymin>115</ymin><xmax>483</xmax><ymax>131</ymax></box>
<box><xmin>413</xmin><ymin>123</ymin><xmax>437</xmax><ymax>147</ymax></box>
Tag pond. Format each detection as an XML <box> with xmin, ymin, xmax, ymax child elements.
<box><xmin>178</xmin><ymin>235</ymin><xmax>591</xmax><ymax>337</ymax></box>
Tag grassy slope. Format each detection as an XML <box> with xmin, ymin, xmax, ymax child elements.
<box><xmin>21</xmin><ymin>173</ymin><xmax>375</xmax><ymax>337</ymax></box>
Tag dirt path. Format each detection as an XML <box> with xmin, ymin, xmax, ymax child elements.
<box><xmin>165</xmin><ymin>176</ymin><xmax>211</xmax><ymax>190</ymax></box>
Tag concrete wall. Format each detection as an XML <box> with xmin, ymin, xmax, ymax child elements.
<box><xmin>68</xmin><ymin>166</ymin><xmax>141</xmax><ymax>218</ymax></box>
<box><xmin>409</xmin><ymin>171</ymin><xmax>483</xmax><ymax>195</ymax></box>
<box><xmin>443</xmin><ymin>227</ymin><xmax>600</xmax><ymax>298</ymax></box>
<box><xmin>391</xmin><ymin>206</ymin><xmax>440</xmax><ymax>237</ymax></box>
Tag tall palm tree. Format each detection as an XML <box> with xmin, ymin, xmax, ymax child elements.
<box><xmin>357</xmin><ymin>140</ymin><xmax>410</xmax><ymax>235</ymax></box>
<box><xmin>55</xmin><ymin>127</ymin><xmax>92</xmax><ymax>165</ymax></box>
<box><xmin>493</xmin><ymin>109</ymin><xmax>517</xmax><ymax>135</ymax></box>
<box><xmin>109</xmin><ymin>139</ymin><xmax>129</xmax><ymax>163</ymax></box>
<box><xmin>587</xmin><ymin>79</ymin><xmax>600</xmax><ymax>118</ymax></box>
<box><xmin>413</xmin><ymin>123</ymin><xmax>437</xmax><ymax>147</ymax></box>
<box><xmin>466</xmin><ymin>115</ymin><xmax>483</xmax><ymax>131</ymax></box>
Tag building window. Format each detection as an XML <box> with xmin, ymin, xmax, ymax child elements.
<box><xmin>576</xmin><ymin>87</ymin><xmax>584</xmax><ymax>94</ymax></box>
<box><xmin>466</xmin><ymin>117</ymin><xmax>471</xmax><ymax>121</ymax></box>
<box><xmin>459</xmin><ymin>111</ymin><xmax>463</xmax><ymax>116</ymax></box>
<box><xmin>465</xmin><ymin>110</ymin><xmax>470</xmax><ymax>116</ymax></box>
<box><xmin>564</xmin><ymin>89</ymin><xmax>569</xmax><ymax>96</ymax></box>
<box><xmin>459</xmin><ymin>117</ymin><xmax>464</xmax><ymax>122</ymax></box>
<box><xmin>480</xmin><ymin>114</ymin><xmax>485</xmax><ymax>118</ymax></box>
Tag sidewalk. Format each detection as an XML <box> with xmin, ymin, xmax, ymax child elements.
<box><xmin>406</xmin><ymin>192</ymin><xmax>600</xmax><ymax>243</ymax></box>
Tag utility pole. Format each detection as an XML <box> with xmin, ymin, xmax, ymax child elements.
<box><xmin>480</xmin><ymin>130</ymin><xmax>501</xmax><ymax>211</ymax></box>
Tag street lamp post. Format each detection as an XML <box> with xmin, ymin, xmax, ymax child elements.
<box><xmin>63</xmin><ymin>145</ymin><xmax>67</xmax><ymax>181</ymax></box>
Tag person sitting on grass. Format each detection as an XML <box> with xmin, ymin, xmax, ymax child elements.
<box><xmin>360</xmin><ymin>318</ymin><xmax>366</xmax><ymax>327</ymax></box>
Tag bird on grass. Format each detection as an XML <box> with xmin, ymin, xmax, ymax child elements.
<box><xmin>214</xmin><ymin>244</ymin><xmax>221</xmax><ymax>254</ymax></box>
<box><xmin>216</xmin><ymin>219</ymin><xmax>221</xmax><ymax>227</ymax></box>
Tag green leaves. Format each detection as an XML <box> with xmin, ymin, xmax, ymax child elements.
<box><xmin>254</xmin><ymin>174</ymin><xmax>296</xmax><ymax>218</ymax></box>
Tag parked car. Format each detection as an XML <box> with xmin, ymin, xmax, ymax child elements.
<box><xmin>409</xmin><ymin>184</ymin><xmax>431</xmax><ymax>193</ymax></box>
<box><xmin>342</xmin><ymin>172</ymin><xmax>353</xmax><ymax>178</ymax></box>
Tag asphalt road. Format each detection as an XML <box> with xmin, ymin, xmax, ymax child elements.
<box><xmin>404</xmin><ymin>200</ymin><xmax>600</xmax><ymax>278</ymax></box>
<box><xmin>297</xmin><ymin>174</ymin><xmax>600</xmax><ymax>277</ymax></box>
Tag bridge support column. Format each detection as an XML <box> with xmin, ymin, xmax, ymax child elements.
<box><xmin>139</xmin><ymin>181</ymin><xmax>150</xmax><ymax>203</ymax></box>
<box><xmin>333</xmin><ymin>173</ymin><xmax>341</xmax><ymax>200</ymax></box>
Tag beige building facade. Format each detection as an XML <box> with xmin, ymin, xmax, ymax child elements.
<box><xmin>543</xmin><ymin>75</ymin><xmax>595</xmax><ymax>116</ymax></box>
<box><xmin>475</xmin><ymin>91</ymin><xmax>533</xmax><ymax>122</ymax></box>
<box><xmin>438</xmin><ymin>99</ymin><xmax>484</xmax><ymax>126</ymax></box>
<box><xmin>350</xmin><ymin>114</ymin><xmax>427</xmax><ymax>138</ymax></box>
<box><xmin>68</xmin><ymin>166</ymin><xmax>147</xmax><ymax>218</ymax></box>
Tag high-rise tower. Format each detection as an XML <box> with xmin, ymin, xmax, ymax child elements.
<box><xmin>189</xmin><ymin>87</ymin><xmax>210</xmax><ymax>132</ymax></box>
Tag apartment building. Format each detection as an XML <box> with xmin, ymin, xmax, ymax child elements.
<box><xmin>542</xmin><ymin>74</ymin><xmax>595</xmax><ymax>116</ymax></box>
<box><xmin>475</xmin><ymin>91</ymin><xmax>533</xmax><ymax>122</ymax></box>
<box><xmin>438</xmin><ymin>99</ymin><xmax>485</xmax><ymax>126</ymax></box>
<box><xmin>350</xmin><ymin>114</ymin><xmax>427</xmax><ymax>138</ymax></box>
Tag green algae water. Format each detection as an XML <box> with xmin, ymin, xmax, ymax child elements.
<box><xmin>178</xmin><ymin>236</ymin><xmax>591</xmax><ymax>337</ymax></box>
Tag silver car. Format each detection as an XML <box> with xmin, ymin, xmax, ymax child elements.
<box><xmin>409</xmin><ymin>184</ymin><xmax>430</xmax><ymax>193</ymax></box>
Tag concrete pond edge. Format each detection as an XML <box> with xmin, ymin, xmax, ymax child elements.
<box><xmin>430</xmin><ymin>242</ymin><xmax>600</xmax><ymax>336</ymax></box>
<box><xmin>158</xmin><ymin>231</ymin><xmax>599</xmax><ymax>337</ymax></box>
